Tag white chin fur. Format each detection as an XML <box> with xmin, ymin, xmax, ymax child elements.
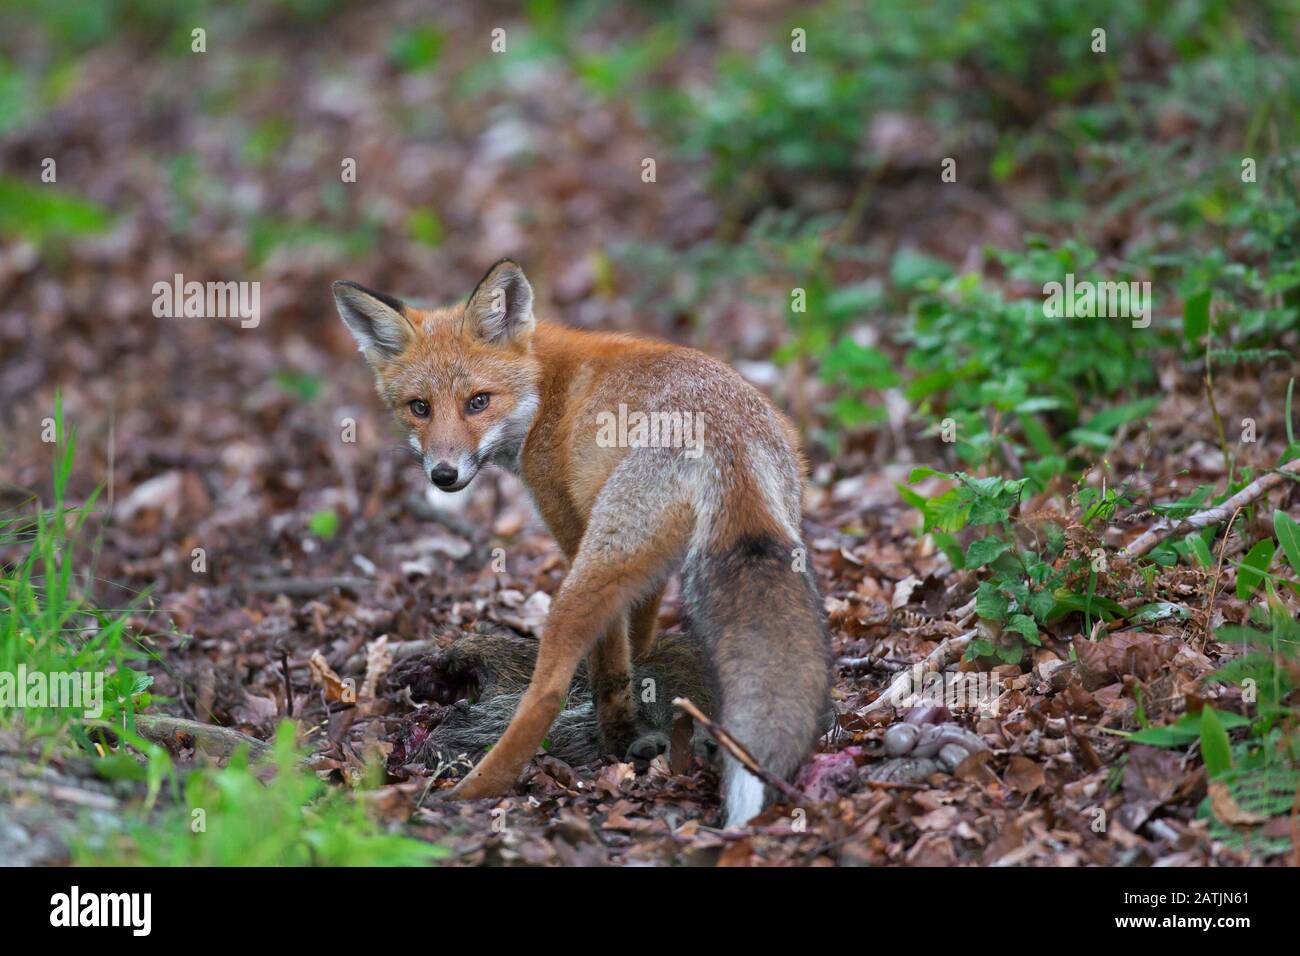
<box><xmin>724</xmin><ymin>768</ymin><xmax>766</xmax><ymax>829</ymax></box>
<box><xmin>423</xmin><ymin>482</ymin><xmax>471</xmax><ymax>513</ymax></box>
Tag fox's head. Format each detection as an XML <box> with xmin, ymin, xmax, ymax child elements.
<box><xmin>332</xmin><ymin>259</ymin><xmax>542</xmax><ymax>492</ymax></box>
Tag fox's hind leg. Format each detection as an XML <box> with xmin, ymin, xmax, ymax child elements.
<box><xmin>589</xmin><ymin>613</ymin><xmax>641</xmax><ymax>757</ymax></box>
<box><xmin>620</xmin><ymin>583</ymin><xmax>670</xmax><ymax>760</ymax></box>
<box><xmin>449</xmin><ymin>460</ymin><xmax>691</xmax><ymax>801</ymax></box>
<box><xmin>627</xmin><ymin>583</ymin><xmax>665</xmax><ymax>661</ymax></box>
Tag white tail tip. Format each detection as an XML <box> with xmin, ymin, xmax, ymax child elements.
<box><xmin>724</xmin><ymin>768</ymin><xmax>766</xmax><ymax>829</ymax></box>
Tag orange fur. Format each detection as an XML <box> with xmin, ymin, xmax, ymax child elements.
<box><xmin>334</xmin><ymin>261</ymin><xmax>829</xmax><ymax>825</ymax></box>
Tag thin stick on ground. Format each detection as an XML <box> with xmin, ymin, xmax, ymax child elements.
<box><xmin>862</xmin><ymin>629</ymin><xmax>976</xmax><ymax>714</ymax></box>
<box><xmin>1204</xmin><ymin>506</ymin><xmax>1243</xmax><ymax>650</ymax></box>
<box><xmin>1121</xmin><ymin>458</ymin><xmax>1300</xmax><ymax>558</ymax></box>
<box><xmin>672</xmin><ymin>696</ymin><xmax>809</xmax><ymax>811</ymax></box>
<box><xmin>835</xmin><ymin>655</ymin><xmax>901</xmax><ymax>673</ymax></box>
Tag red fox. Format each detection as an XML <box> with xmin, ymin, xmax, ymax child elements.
<box><xmin>333</xmin><ymin>260</ymin><xmax>830</xmax><ymax>826</ymax></box>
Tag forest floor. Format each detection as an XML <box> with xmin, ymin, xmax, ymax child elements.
<box><xmin>2</xmin><ymin>2</ymin><xmax>1297</xmax><ymax>866</ymax></box>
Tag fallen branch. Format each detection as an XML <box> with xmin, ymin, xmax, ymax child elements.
<box><xmin>242</xmin><ymin>576</ymin><xmax>371</xmax><ymax>597</ymax></box>
<box><xmin>672</xmin><ymin>696</ymin><xmax>809</xmax><ymax>811</ymax></box>
<box><xmin>133</xmin><ymin>714</ymin><xmax>270</xmax><ymax>761</ymax></box>
<box><xmin>1121</xmin><ymin>458</ymin><xmax>1300</xmax><ymax>558</ymax></box>
<box><xmin>835</xmin><ymin>655</ymin><xmax>898</xmax><ymax>673</ymax></box>
<box><xmin>862</xmin><ymin>629</ymin><xmax>976</xmax><ymax>714</ymax></box>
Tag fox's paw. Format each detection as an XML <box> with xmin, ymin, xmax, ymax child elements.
<box><xmin>447</xmin><ymin>765</ymin><xmax>516</xmax><ymax>802</ymax></box>
<box><xmin>595</xmin><ymin>714</ymin><xmax>641</xmax><ymax>759</ymax></box>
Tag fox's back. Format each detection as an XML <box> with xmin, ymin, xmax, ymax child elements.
<box><xmin>524</xmin><ymin>320</ymin><xmax>804</xmax><ymax>551</ymax></box>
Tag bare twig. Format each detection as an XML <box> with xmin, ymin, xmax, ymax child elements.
<box><xmin>672</xmin><ymin>696</ymin><xmax>809</xmax><ymax>810</ymax></box>
<box><xmin>1204</xmin><ymin>335</ymin><xmax>1232</xmax><ymax>479</ymax></box>
<box><xmin>835</xmin><ymin>655</ymin><xmax>902</xmax><ymax>673</ymax></box>
<box><xmin>280</xmin><ymin>647</ymin><xmax>293</xmax><ymax>717</ymax></box>
<box><xmin>863</xmin><ymin>778</ymin><xmax>928</xmax><ymax>791</ymax></box>
<box><xmin>862</xmin><ymin>629</ymin><xmax>976</xmax><ymax>714</ymax></box>
<box><xmin>1204</xmin><ymin>507</ymin><xmax>1243</xmax><ymax>649</ymax></box>
<box><xmin>950</xmin><ymin>596</ymin><xmax>978</xmax><ymax>627</ymax></box>
<box><xmin>194</xmin><ymin>659</ymin><xmax>215</xmax><ymax>725</ymax></box>
<box><xmin>1120</xmin><ymin>458</ymin><xmax>1300</xmax><ymax>558</ymax></box>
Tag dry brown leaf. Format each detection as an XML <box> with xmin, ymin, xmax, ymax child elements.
<box><xmin>1207</xmin><ymin>781</ymin><xmax>1269</xmax><ymax>826</ymax></box>
<box><xmin>308</xmin><ymin>651</ymin><xmax>353</xmax><ymax>703</ymax></box>
<box><xmin>1005</xmin><ymin>755</ymin><xmax>1046</xmax><ymax>794</ymax></box>
<box><xmin>1075</xmin><ymin>631</ymin><xmax>1178</xmax><ymax>690</ymax></box>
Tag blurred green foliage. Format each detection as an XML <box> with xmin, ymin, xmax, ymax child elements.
<box><xmin>900</xmin><ymin>262</ymin><xmax>1155</xmax><ymax>478</ymax></box>
<box><xmin>0</xmin><ymin>396</ymin><xmax>150</xmax><ymax>744</ymax></box>
<box><xmin>77</xmin><ymin>723</ymin><xmax>447</xmax><ymax>865</ymax></box>
<box><xmin>2</xmin><ymin>0</ymin><xmax>1295</xmax><ymax>464</ymax></box>
<box><xmin>388</xmin><ymin>23</ymin><xmax>445</xmax><ymax>72</ymax></box>
<box><xmin>644</xmin><ymin>0</ymin><xmax>1299</xmax><ymax>197</ymax></box>
<box><xmin>0</xmin><ymin>176</ymin><xmax>112</xmax><ymax>240</ymax></box>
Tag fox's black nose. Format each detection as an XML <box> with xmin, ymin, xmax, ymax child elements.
<box><xmin>430</xmin><ymin>462</ymin><xmax>459</xmax><ymax>488</ymax></box>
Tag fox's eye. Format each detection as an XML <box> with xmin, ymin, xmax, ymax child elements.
<box><xmin>409</xmin><ymin>399</ymin><xmax>431</xmax><ymax>419</ymax></box>
<box><xmin>466</xmin><ymin>393</ymin><xmax>490</xmax><ymax>414</ymax></box>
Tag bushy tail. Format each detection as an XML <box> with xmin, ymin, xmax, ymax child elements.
<box><xmin>683</xmin><ymin>533</ymin><xmax>831</xmax><ymax>827</ymax></box>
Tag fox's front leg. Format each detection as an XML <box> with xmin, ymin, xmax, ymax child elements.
<box><xmin>450</xmin><ymin>472</ymin><xmax>690</xmax><ymax>801</ymax></box>
<box><xmin>449</xmin><ymin>577</ymin><xmax>634</xmax><ymax>799</ymax></box>
<box><xmin>448</xmin><ymin>615</ymin><xmax>589</xmax><ymax>799</ymax></box>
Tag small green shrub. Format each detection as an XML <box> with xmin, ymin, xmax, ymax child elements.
<box><xmin>77</xmin><ymin>723</ymin><xmax>448</xmax><ymax>866</ymax></box>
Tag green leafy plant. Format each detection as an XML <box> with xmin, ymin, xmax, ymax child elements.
<box><xmin>906</xmin><ymin>469</ymin><xmax>1057</xmax><ymax>663</ymax></box>
<box><xmin>902</xmin><ymin>253</ymin><xmax>1157</xmax><ymax>474</ymax></box>
<box><xmin>901</xmin><ymin>468</ymin><xmax>1161</xmax><ymax>662</ymax></box>
<box><xmin>0</xmin><ymin>393</ymin><xmax>147</xmax><ymax>742</ymax></box>
<box><xmin>77</xmin><ymin>723</ymin><xmax>448</xmax><ymax>866</ymax></box>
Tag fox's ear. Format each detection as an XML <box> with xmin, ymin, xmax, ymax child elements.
<box><xmin>465</xmin><ymin>259</ymin><xmax>534</xmax><ymax>347</ymax></box>
<box><xmin>332</xmin><ymin>281</ymin><xmax>416</xmax><ymax>364</ymax></box>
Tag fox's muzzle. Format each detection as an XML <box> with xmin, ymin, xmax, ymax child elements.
<box><xmin>430</xmin><ymin>462</ymin><xmax>459</xmax><ymax>488</ymax></box>
<box><xmin>423</xmin><ymin>450</ymin><xmax>479</xmax><ymax>492</ymax></box>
